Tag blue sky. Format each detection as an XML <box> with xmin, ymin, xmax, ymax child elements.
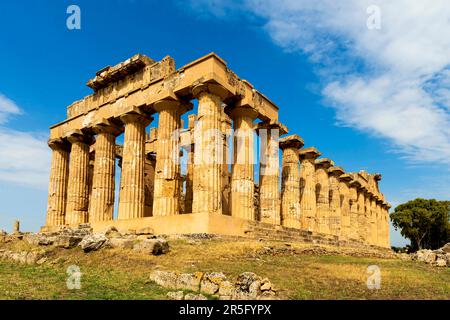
<box><xmin>0</xmin><ymin>1</ymin><xmax>449</xmax><ymax>246</ymax></box>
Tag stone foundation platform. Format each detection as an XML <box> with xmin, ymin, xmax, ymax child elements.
<box><xmin>41</xmin><ymin>213</ymin><xmax>390</xmax><ymax>251</ymax></box>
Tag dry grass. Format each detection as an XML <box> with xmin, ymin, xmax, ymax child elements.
<box><xmin>1</xmin><ymin>237</ymin><xmax>449</xmax><ymax>300</ymax></box>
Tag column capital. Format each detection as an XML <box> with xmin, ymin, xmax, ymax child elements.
<box><xmin>91</xmin><ymin>118</ymin><xmax>123</xmax><ymax>136</ymax></box>
<box><xmin>64</xmin><ymin>129</ymin><xmax>94</xmax><ymax>145</ymax></box>
<box><xmin>256</xmin><ymin>120</ymin><xmax>288</xmax><ymax>135</ymax></box>
<box><xmin>153</xmin><ymin>98</ymin><xmax>193</xmax><ymax>114</ymax></box>
<box><xmin>314</xmin><ymin>158</ymin><xmax>334</xmax><ymax>169</ymax></box>
<box><xmin>228</xmin><ymin>106</ymin><xmax>258</xmax><ymax>120</ymax></box>
<box><xmin>119</xmin><ymin>108</ymin><xmax>153</xmax><ymax>126</ymax></box>
<box><xmin>279</xmin><ymin>134</ymin><xmax>304</xmax><ymax>150</ymax></box>
<box><xmin>328</xmin><ymin>166</ymin><xmax>345</xmax><ymax>177</ymax></box>
<box><xmin>48</xmin><ymin>138</ymin><xmax>70</xmax><ymax>151</ymax></box>
<box><xmin>349</xmin><ymin>179</ymin><xmax>362</xmax><ymax>189</ymax></box>
<box><xmin>338</xmin><ymin>173</ymin><xmax>353</xmax><ymax>183</ymax></box>
<box><xmin>192</xmin><ymin>81</ymin><xmax>230</xmax><ymax>100</ymax></box>
<box><xmin>298</xmin><ymin>146</ymin><xmax>321</xmax><ymax>160</ymax></box>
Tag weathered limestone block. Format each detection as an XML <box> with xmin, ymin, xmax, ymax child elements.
<box><xmin>299</xmin><ymin>147</ymin><xmax>321</xmax><ymax>232</ymax></box>
<box><xmin>230</xmin><ymin>107</ymin><xmax>257</xmax><ymax>220</ymax></box>
<box><xmin>280</xmin><ymin>135</ymin><xmax>304</xmax><ymax>228</ymax></box>
<box><xmin>89</xmin><ymin>119</ymin><xmax>122</xmax><ymax>223</ymax></box>
<box><xmin>79</xmin><ymin>233</ymin><xmax>109</xmax><ymax>252</ymax></box>
<box><xmin>192</xmin><ymin>83</ymin><xmax>228</xmax><ymax>215</ymax></box>
<box><xmin>133</xmin><ymin>238</ymin><xmax>169</xmax><ymax>255</ymax></box>
<box><xmin>257</xmin><ymin>122</ymin><xmax>287</xmax><ymax>225</ymax></box>
<box><xmin>150</xmin><ymin>271</ymin><xmax>178</xmax><ymax>289</ymax></box>
<box><xmin>65</xmin><ymin>130</ymin><xmax>93</xmax><ymax>225</ymax></box>
<box><xmin>118</xmin><ymin>110</ymin><xmax>151</xmax><ymax>220</ymax></box>
<box><xmin>176</xmin><ymin>272</ymin><xmax>203</xmax><ymax>292</ymax></box>
<box><xmin>46</xmin><ymin>138</ymin><xmax>70</xmax><ymax>226</ymax></box>
<box><xmin>200</xmin><ymin>272</ymin><xmax>227</xmax><ymax>295</ymax></box>
<box><xmin>314</xmin><ymin>158</ymin><xmax>334</xmax><ymax>235</ymax></box>
<box><xmin>184</xmin><ymin>293</ymin><xmax>208</xmax><ymax>300</ymax></box>
<box><xmin>328</xmin><ymin>166</ymin><xmax>344</xmax><ymax>237</ymax></box>
<box><xmin>153</xmin><ymin>99</ymin><xmax>191</xmax><ymax>216</ymax></box>
<box><xmin>338</xmin><ymin>174</ymin><xmax>353</xmax><ymax>240</ymax></box>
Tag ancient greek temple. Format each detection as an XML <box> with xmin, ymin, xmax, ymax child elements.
<box><xmin>44</xmin><ymin>53</ymin><xmax>391</xmax><ymax>248</ymax></box>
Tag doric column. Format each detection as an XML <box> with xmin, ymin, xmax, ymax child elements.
<box><xmin>298</xmin><ymin>147</ymin><xmax>321</xmax><ymax>231</ymax></box>
<box><xmin>384</xmin><ymin>203</ymin><xmax>391</xmax><ymax>248</ymax></box>
<box><xmin>376</xmin><ymin>199</ymin><xmax>383</xmax><ymax>247</ymax></box>
<box><xmin>192</xmin><ymin>83</ymin><xmax>228</xmax><ymax>215</ymax></box>
<box><xmin>257</xmin><ymin>122</ymin><xmax>287</xmax><ymax>225</ymax></box>
<box><xmin>46</xmin><ymin>138</ymin><xmax>70</xmax><ymax>226</ymax></box>
<box><xmin>65</xmin><ymin>130</ymin><xmax>93</xmax><ymax>225</ymax></box>
<box><xmin>230</xmin><ymin>107</ymin><xmax>258</xmax><ymax>220</ymax></box>
<box><xmin>338</xmin><ymin>173</ymin><xmax>353</xmax><ymax>240</ymax></box>
<box><xmin>280</xmin><ymin>134</ymin><xmax>304</xmax><ymax>228</ymax></box>
<box><xmin>314</xmin><ymin>158</ymin><xmax>334</xmax><ymax>234</ymax></box>
<box><xmin>356</xmin><ymin>186</ymin><xmax>367</xmax><ymax>242</ymax></box>
<box><xmin>348</xmin><ymin>180</ymin><xmax>361</xmax><ymax>241</ymax></box>
<box><xmin>118</xmin><ymin>110</ymin><xmax>151</xmax><ymax>220</ymax></box>
<box><xmin>144</xmin><ymin>154</ymin><xmax>156</xmax><ymax>217</ymax></box>
<box><xmin>183</xmin><ymin>115</ymin><xmax>196</xmax><ymax>214</ymax></box>
<box><xmin>152</xmin><ymin>99</ymin><xmax>190</xmax><ymax>216</ymax></box>
<box><xmin>363</xmin><ymin>189</ymin><xmax>372</xmax><ymax>244</ymax></box>
<box><xmin>328</xmin><ymin>166</ymin><xmax>344</xmax><ymax>237</ymax></box>
<box><xmin>89</xmin><ymin>119</ymin><xmax>122</xmax><ymax>223</ymax></box>
<box><xmin>370</xmin><ymin>195</ymin><xmax>378</xmax><ymax>246</ymax></box>
<box><xmin>221</xmin><ymin>110</ymin><xmax>232</xmax><ymax>216</ymax></box>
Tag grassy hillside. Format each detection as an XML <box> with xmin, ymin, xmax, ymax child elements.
<box><xmin>0</xmin><ymin>238</ymin><xmax>449</xmax><ymax>300</ymax></box>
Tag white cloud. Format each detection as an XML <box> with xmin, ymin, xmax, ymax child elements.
<box><xmin>0</xmin><ymin>93</ymin><xmax>22</xmax><ymax>124</ymax></box>
<box><xmin>188</xmin><ymin>0</ymin><xmax>450</xmax><ymax>165</ymax></box>
<box><xmin>0</xmin><ymin>129</ymin><xmax>50</xmax><ymax>189</ymax></box>
<box><xmin>0</xmin><ymin>92</ymin><xmax>50</xmax><ymax>189</ymax></box>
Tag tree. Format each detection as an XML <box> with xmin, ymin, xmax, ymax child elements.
<box><xmin>390</xmin><ymin>199</ymin><xmax>449</xmax><ymax>251</ymax></box>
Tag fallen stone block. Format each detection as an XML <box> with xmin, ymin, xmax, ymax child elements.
<box><xmin>167</xmin><ymin>291</ymin><xmax>184</xmax><ymax>300</ymax></box>
<box><xmin>133</xmin><ymin>239</ymin><xmax>169</xmax><ymax>255</ymax></box>
<box><xmin>149</xmin><ymin>270</ymin><xmax>178</xmax><ymax>289</ymax></box>
<box><xmin>79</xmin><ymin>234</ymin><xmax>109</xmax><ymax>252</ymax></box>
<box><xmin>184</xmin><ymin>293</ymin><xmax>207</xmax><ymax>300</ymax></box>
<box><xmin>176</xmin><ymin>272</ymin><xmax>203</xmax><ymax>292</ymax></box>
<box><xmin>200</xmin><ymin>272</ymin><xmax>227</xmax><ymax>295</ymax></box>
<box><xmin>109</xmin><ymin>237</ymin><xmax>135</xmax><ymax>249</ymax></box>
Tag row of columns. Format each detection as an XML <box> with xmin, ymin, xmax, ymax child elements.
<box><xmin>46</xmin><ymin>82</ymin><xmax>390</xmax><ymax>247</ymax></box>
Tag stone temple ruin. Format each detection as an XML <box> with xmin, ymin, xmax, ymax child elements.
<box><xmin>44</xmin><ymin>53</ymin><xmax>391</xmax><ymax>248</ymax></box>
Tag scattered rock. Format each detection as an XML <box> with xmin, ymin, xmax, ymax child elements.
<box><xmin>109</xmin><ymin>237</ymin><xmax>135</xmax><ymax>249</ymax></box>
<box><xmin>136</xmin><ymin>227</ymin><xmax>154</xmax><ymax>235</ymax></box>
<box><xmin>79</xmin><ymin>234</ymin><xmax>109</xmax><ymax>252</ymax></box>
<box><xmin>149</xmin><ymin>270</ymin><xmax>278</xmax><ymax>300</ymax></box>
<box><xmin>167</xmin><ymin>291</ymin><xmax>184</xmax><ymax>300</ymax></box>
<box><xmin>435</xmin><ymin>258</ymin><xmax>447</xmax><ymax>267</ymax></box>
<box><xmin>133</xmin><ymin>239</ymin><xmax>169</xmax><ymax>255</ymax></box>
<box><xmin>103</xmin><ymin>226</ymin><xmax>122</xmax><ymax>239</ymax></box>
<box><xmin>177</xmin><ymin>272</ymin><xmax>203</xmax><ymax>292</ymax></box>
<box><xmin>200</xmin><ymin>272</ymin><xmax>227</xmax><ymax>295</ymax></box>
<box><xmin>54</xmin><ymin>235</ymin><xmax>83</xmax><ymax>249</ymax></box>
<box><xmin>184</xmin><ymin>293</ymin><xmax>208</xmax><ymax>300</ymax></box>
<box><xmin>149</xmin><ymin>270</ymin><xmax>178</xmax><ymax>289</ymax></box>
